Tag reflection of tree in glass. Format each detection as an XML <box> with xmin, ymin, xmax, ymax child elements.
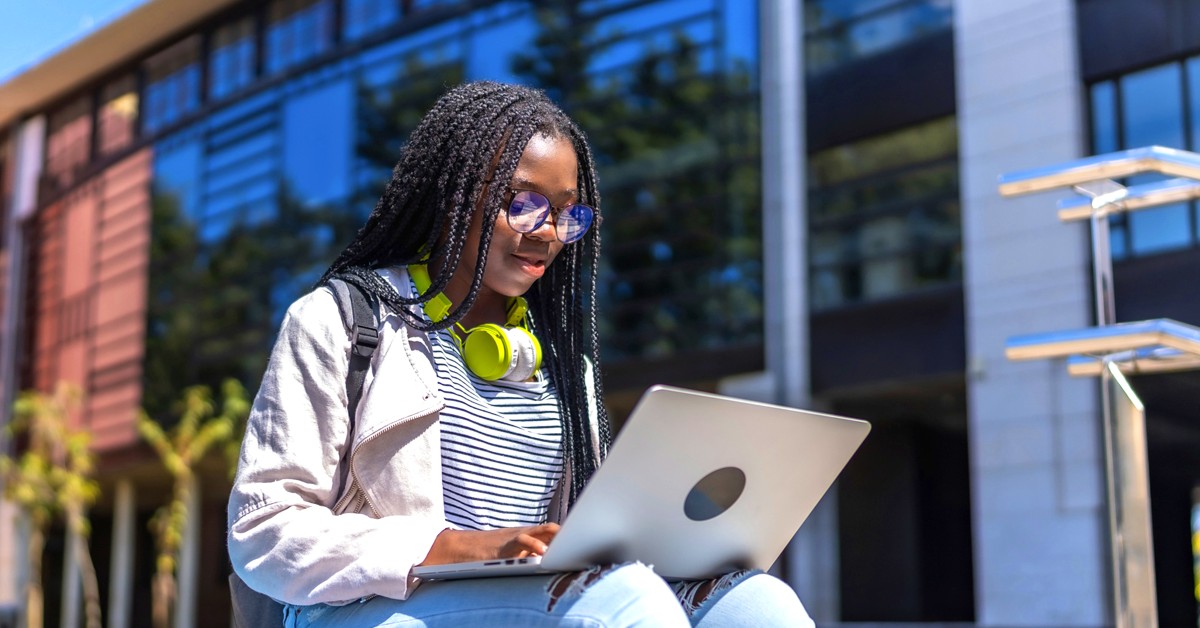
<box><xmin>354</xmin><ymin>59</ymin><xmax>464</xmax><ymax>217</ymax></box>
<box><xmin>145</xmin><ymin>57</ymin><xmax>466</xmax><ymax>419</ymax></box>
<box><xmin>142</xmin><ymin>187</ymin><xmax>355</xmax><ymax>419</ymax></box>
<box><xmin>513</xmin><ymin>3</ymin><xmax>762</xmax><ymax>362</ymax></box>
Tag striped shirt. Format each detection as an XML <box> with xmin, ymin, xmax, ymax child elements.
<box><xmin>414</xmin><ymin>283</ymin><xmax>564</xmax><ymax>530</ymax></box>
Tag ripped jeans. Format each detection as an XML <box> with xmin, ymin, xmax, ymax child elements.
<box><xmin>282</xmin><ymin>563</ymin><xmax>814</xmax><ymax>627</ymax></box>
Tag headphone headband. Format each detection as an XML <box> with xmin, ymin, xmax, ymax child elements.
<box><xmin>407</xmin><ymin>264</ymin><xmax>528</xmax><ymax>327</ymax></box>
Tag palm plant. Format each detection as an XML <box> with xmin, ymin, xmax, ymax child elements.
<box><xmin>0</xmin><ymin>383</ymin><xmax>101</xmax><ymax>628</ymax></box>
<box><xmin>138</xmin><ymin>378</ymin><xmax>249</xmax><ymax>628</ymax></box>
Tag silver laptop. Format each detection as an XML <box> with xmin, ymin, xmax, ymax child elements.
<box><xmin>412</xmin><ymin>385</ymin><xmax>870</xmax><ymax>581</ymax></box>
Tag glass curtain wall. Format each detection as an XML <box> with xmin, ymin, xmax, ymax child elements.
<box><xmin>141</xmin><ymin>0</ymin><xmax>762</xmax><ymax>415</ymax></box>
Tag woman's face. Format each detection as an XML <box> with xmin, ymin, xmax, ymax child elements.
<box><xmin>461</xmin><ymin>132</ymin><xmax>579</xmax><ymax>301</ymax></box>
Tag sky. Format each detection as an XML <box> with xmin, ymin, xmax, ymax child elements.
<box><xmin>0</xmin><ymin>0</ymin><xmax>145</xmax><ymax>83</ymax></box>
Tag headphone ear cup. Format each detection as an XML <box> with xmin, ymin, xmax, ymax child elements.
<box><xmin>462</xmin><ymin>324</ymin><xmax>515</xmax><ymax>381</ymax></box>
<box><xmin>503</xmin><ymin>326</ymin><xmax>541</xmax><ymax>382</ymax></box>
<box><xmin>461</xmin><ymin>324</ymin><xmax>543</xmax><ymax>381</ymax></box>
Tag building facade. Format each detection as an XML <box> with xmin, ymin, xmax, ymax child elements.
<box><xmin>0</xmin><ymin>0</ymin><xmax>1197</xmax><ymax>626</ymax></box>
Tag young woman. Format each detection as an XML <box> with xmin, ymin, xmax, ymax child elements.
<box><xmin>227</xmin><ymin>81</ymin><xmax>812</xmax><ymax>627</ymax></box>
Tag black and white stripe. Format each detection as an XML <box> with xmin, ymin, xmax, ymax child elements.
<box><xmin>415</xmin><ymin>283</ymin><xmax>564</xmax><ymax>531</ymax></box>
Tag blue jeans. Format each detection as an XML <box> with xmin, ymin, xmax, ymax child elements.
<box><xmin>283</xmin><ymin>563</ymin><xmax>814</xmax><ymax>627</ymax></box>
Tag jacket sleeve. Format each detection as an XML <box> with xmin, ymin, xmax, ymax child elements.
<box><xmin>226</xmin><ymin>288</ymin><xmax>446</xmax><ymax>605</ymax></box>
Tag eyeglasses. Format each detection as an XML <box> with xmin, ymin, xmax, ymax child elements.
<box><xmin>506</xmin><ymin>188</ymin><xmax>595</xmax><ymax>244</ymax></box>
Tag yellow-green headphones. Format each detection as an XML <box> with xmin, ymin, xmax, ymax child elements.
<box><xmin>408</xmin><ymin>264</ymin><xmax>543</xmax><ymax>382</ymax></box>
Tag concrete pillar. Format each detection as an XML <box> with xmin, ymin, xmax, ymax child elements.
<box><xmin>759</xmin><ymin>0</ymin><xmax>832</xmax><ymax>620</ymax></box>
<box><xmin>108</xmin><ymin>479</ymin><xmax>136</xmax><ymax>628</ymax></box>
<box><xmin>956</xmin><ymin>0</ymin><xmax>1108</xmax><ymax>624</ymax></box>
<box><xmin>1</xmin><ymin>116</ymin><xmax>44</xmax><ymax>627</ymax></box>
<box><xmin>61</xmin><ymin>527</ymin><xmax>81</xmax><ymax>628</ymax></box>
<box><xmin>0</xmin><ymin>501</ymin><xmax>22</xmax><ymax>613</ymax></box>
<box><xmin>175</xmin><ymin>476</ymin><xmax>200</xmax><ymax>628</ymax></box>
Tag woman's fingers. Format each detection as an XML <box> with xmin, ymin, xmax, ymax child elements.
<box><xmin>513</xmin><ymin>533</ymin><xmax>549</xmax><ymax>556</ymax></box>
<box><xmin>529</xmin><ymin>522</ymin><xmax>561</xmax><ymax>543</ymax></box>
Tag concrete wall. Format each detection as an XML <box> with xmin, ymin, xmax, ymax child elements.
<box><xmin>956</xmin><ymin>0</ymin><xmax>1109</xmax><ymax>624</ymax></box>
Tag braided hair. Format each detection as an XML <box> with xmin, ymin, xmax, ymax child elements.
<box><xmin>318</xmin><ymin>81</ymin><xmax>611</xmax><ymax>505</ymax></box>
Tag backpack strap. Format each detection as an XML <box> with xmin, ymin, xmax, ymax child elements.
<box><xmin>327</xmin><ymin>279</ymin><xmax>379</xmax><ymax>499</ymax></box>
<box><xmin>328</xmin><ymin>279</ymin><xmax>380</xmax><ymax>421</ymax></box>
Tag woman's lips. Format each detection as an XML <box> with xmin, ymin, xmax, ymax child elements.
<box><xmin>513</xmin><ymin>254</ymin><xmax>546</xmax><ymax>277</ymax></box>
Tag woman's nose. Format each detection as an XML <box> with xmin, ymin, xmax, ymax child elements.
<box><xmin>526</xmin><ymin>213</ymin><xmax>558</xmax><ymax>241</ymax></box>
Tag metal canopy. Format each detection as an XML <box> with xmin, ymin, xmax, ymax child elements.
<box><xmin>995</xmin><ymin>146</ymin><xmax>1200</xmax><ymax>628</ymax></box>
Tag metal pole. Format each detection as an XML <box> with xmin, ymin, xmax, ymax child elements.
<box><xmin>1101</xmin><ymin>360</ymin><xmax>1158</xmax><ymax>628</ymax></box>
<box><xmin>1098</xmin><ymin>359</ymin><xmax>1125</xmax><ymax>627</ymax></box>
<box><xmin>1087</xmin><ymin>190</ymin><xmax>1121</xmax><ymax>327</ymax></box>
<box><xmin>1088</xmin><ymin>193</ymin><xmax>1146</xmax><ymax>628</ymax></box>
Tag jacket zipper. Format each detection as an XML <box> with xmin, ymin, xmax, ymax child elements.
<box><xmin>345</xmin><ymin>401</ymin><xmax>442</xmax><ymax>516</ymax></box>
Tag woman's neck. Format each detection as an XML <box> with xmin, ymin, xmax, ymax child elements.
<box><xmin>437</xmin><ymin>263</ymin><xmax>507</xmax><ymax>329</ymax></box>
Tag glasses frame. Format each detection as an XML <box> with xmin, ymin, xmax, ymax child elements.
<box><xmin>504</xmin><ymin>187</ymin><xmax>596</xmax><ymax>244</ymax></box>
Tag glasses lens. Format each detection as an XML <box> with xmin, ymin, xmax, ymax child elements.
<box><xmin>556</xmin><ymin>204</ymin><xmax>594</xmax><ymax>243</ymax></box>
<box><xmin>507</xmin><ymin>190</ymin><xmax>550</xmax><ymax>233</ymax></box>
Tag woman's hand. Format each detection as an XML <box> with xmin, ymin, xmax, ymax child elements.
<box><xmin>418</xmin><ymin>523</ymin><xmax>560</xmax><ymax>566</ymax></box>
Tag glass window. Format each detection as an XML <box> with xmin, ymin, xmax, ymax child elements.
<box><xmin>201</xmin><ymin>99</ymin><xmax>279</xmax><ymax>243</ymax></box>
<box><xmin>805</xmin><ymin>0</ymin><xmax>952</xmax><ymax>75</ymax></box>
<box><xmin>210</xmin><ymin>17</ymin><xmax>257</xmax><ymax>100</ymax></box>
<box><xmin>265</xmin><ymin>0</ymin><xmax>334</xmax><ymax>75</ymax></box>
<box><xmin>1122</xmin><ymin>64</ymin><xmax>1185</xmax><ymax>147</ymax></box>
<box><xmin>354</xmin><ymin>54</ymin><xmax>464</xmax><ymax>220</ymax></box>
<box><xmin>283</xmin><ymin>79</ymin><xmax>353</xmax><ymax>206</ymax></box>
<box><xmin>466</xmin><ymin>10</ymin><xmax>535</xmax><ymax>83</ymax></box>
<box><xmin>143</xmin><ymin>37</ymin><xmax>202</xmax><ymax>134</ymax></box>
<box><xmin>1087</xmin><ymin>60</ymin><xmax>1200</xmax><ymax>259</ymax></box>
<box><xmin>1089</xmin><ymin>80</ymin><xmax>1117</xmax><ymax>154</ymax></box>
<box><xmin>410</xmin><ymin>0</ymin><xmax>460</xmax><ymax>12</ymax></box>
<box><xmin>153</xmin><ymin>139</ymin><xmax>203</xmax><ymax>224</ymax></box>
<box><xmin>44</xmin><ymin>94</ymin><xmax>94</xmax><ymax>192</ymax></box>
<box><xmin>808</xmin><ymin>117</ymin><xmax>960</xmax><ymax>310</ymax></box>
<box><xmin>344</xmin><ymin>0</ymin><xmax>400</xmax><ymax>40</ymax></box>
<box><xmin>1119</xmin><ymin>64</ymin><xmax>1191</xmax><ymax>255</ymax></box>
<box><xmin>98</xmin><ymin>75</ymin><xmax>139</xmax><ymax>157</ymax></box>
<box><xmin>722</xmin><ymin>0</ymin><xmax>758</xmax><ymax>82</ymax></box>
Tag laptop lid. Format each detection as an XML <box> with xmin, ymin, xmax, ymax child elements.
<box><xmin>537</xmin><ymin>385</ymin><xmax>871</xmax><ymax>579</ymax></box>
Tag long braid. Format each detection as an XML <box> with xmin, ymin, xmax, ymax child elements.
<box><xmin>318</xmin><ymin>81</ymin><xmax>612</xmax><ymax>505</ymax></box>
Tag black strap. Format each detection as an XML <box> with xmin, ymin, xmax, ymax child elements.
<box><xmin>345</xmin><ymin>285</ymin><xmax>379</xmax><ymax>420</ymax></box>
<box><xmin>328</xmin><ymin>279</ymin><xmax>379</xmax><ymax>423</ymax></box>
<box><xmin>327</xmin><ymin>279</ymin><xmax>379</xmax><ymax>501</ymax></box>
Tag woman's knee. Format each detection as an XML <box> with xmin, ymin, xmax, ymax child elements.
<box><xmin>689</xmin><ymin>572</ymin><xmax>813</xmax><ymax>628</ymax></box>
<box><xmin>549</xmin><ymin>562</ymin><xmax>688</xmax><ymax>626</ymax></box>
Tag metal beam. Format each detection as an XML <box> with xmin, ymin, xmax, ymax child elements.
<box><xmin>998</xmin><ymin>145</ymin><xmax>1200</xmax><ymax>196</ymax></box>
<box><xmin>1056</xmin><ymin>177</ymin><xmax>1200</xmax><ymax>221</ymax></box>
<box><xmin>1006</xmin><ymin>318</ymin><xmax>1200</xmax><ymax>363</ymax></box>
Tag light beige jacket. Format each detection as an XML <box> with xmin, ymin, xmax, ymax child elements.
<box><xmin>226</xmin><ymin>267</ymin><xmax>588</xmax><ymax>606</ymax></box>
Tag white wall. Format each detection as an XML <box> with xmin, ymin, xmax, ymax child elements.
<box><xmin>956</xmin><ymin>1</ymin><xmax>1109</xmax><ymax>624</ymax></box>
